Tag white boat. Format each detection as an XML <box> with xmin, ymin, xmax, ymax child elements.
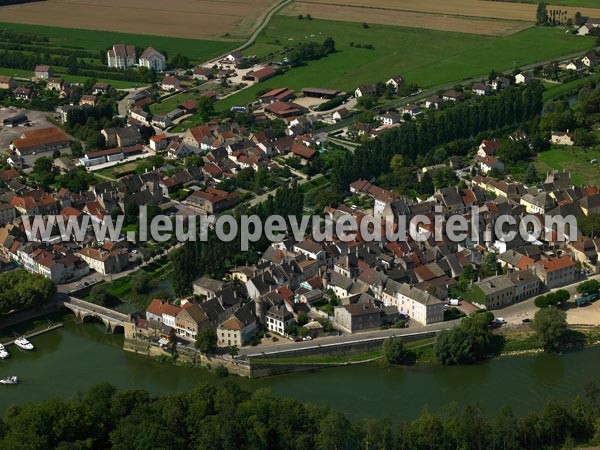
<box><xmin>0</xmin><ymin>376</ymin><xmax>18</xmax><ymax>385</ymax></box>
<box><xmin>0</xmin><ymin>344</ymin><xmax>8</xmax><ymax>360</ymax></box>
<box><xmin>14</xmin><ymin>337</ymin><xmax>34</xmax><ymax>351</ymax></box>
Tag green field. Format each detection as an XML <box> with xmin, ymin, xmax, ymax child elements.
<box><xmin>217</xmin><ymin>16</ymin><xmax>594</xmax><ymax>110</ymax></box>
<box><xmin>534</xmin><ymin>147</ymin><xmax>600</xmax><ymax>186</ymax></box>
<box><xmin>0</xmin><ymin>22</ymin><xmax>239</xmax><ymax>64</ymax></box>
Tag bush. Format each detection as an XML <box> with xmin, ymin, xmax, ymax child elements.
<box><xmin>382</xmin><ymin>337</ymin><xmax>409</xmax><ymax>365</ymax></box>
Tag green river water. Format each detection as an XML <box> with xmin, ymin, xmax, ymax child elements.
<box><xmin>1</xmin><ymin>314</ymin><xmax>598</xmax><ymax>421</ymax></box>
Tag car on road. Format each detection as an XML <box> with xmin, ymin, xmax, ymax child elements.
<box><xmin>293</xmin><ymin>337</ymin><xmax>303</xmax><ymax>342</ymax></box>
<box><xmin>303</xmin><ymin>336</ymin><xmax>312</xmax><ymax>341</ymax></box>
<box><xmin>522</xmin><ymin>318</ymin><xmax>531</xmax><ymax>324</ymax></box>
<box><xmin>495</xmin><ymin>317</ymin><xmax>507</xmax><ymax>324</ymax></box>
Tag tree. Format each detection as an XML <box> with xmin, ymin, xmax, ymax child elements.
<box><xmin>382</xmin><ymin>337</ymin><xmax>409</xmax><ymax>365</ymax></box>
<box><xmin>532</xmin><ymin>307</ymin><xmax>567</xmax><ymax>352</ymax></box>
<box><xmin>434</xmin><ymin>312</ymin><xmax>494</xmax><ymax>365</ymax></box>
<box><xmin>536</xmin><ymin>2</ymin><xmax>548</xmax><ymax>25</ymax></box>
<box><xmin>577</xmin><ymin>280</ymin><xmax>600</xmax><ymax>296</ymax></box>
<box><xmin>227</xmin><ymin>346</ymin><xmax>239</xmax><ymax>358</ymax></box>
<box><xmin>195</xmin><ymin>329</ymin><xmax>217</xmax><ymax>353</ymax></box>
<box><xmin>297</xmin><ymin>312</ymin><xmax>309</xmax><ymax>327</ymax></box>
<box><xmin>89</xmin><ymin>284</ymin><xmax>115</xmax><ymax>307</ymax></box>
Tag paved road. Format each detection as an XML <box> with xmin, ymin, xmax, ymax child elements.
<box><xmin>240</xmin><ymin>318</ymin><xmax>460</xmax><ymax>356</ymax></box>
<box><xmin>117</xmin><ymin>87</ymin><xmax>151</xmax><ymax>116</ymax></box>
<box><xmin>63</xmin><ymin>296</ymin><xmax>130</xmax><ymax>322</ymax></box>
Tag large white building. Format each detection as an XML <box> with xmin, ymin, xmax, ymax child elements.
<box><xmin>139</xmin><ymin>47</ymin><xmax>166</xmax><ymax>72</ymax></box>
<box><xmin>378</xmin><ymin>280</ymin><xmax>444</xmax><ymax>325</ymax></box>
<box><xmin>107</xmin><ymin>45</ymin><xmax>136</xmax><ymax>69</ymax></box>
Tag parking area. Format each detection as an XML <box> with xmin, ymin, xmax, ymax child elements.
<box><xmin>0</xmin><ymin>107</ymin><xmax>59</xmax><ymax>149</ymax></box>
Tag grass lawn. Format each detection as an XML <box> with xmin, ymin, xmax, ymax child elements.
<box><xmin>150</xmin><ymin>91</ymin><xmax>206</xmax><ymax>115</ymax></box>
<box><xmin>534</xmin><ymin>147</ymin><xmax>600</xmax><ymax>186</ymax></box>
<box><xmin>217</xmin><ymin>16</ymin><xmax>594</xmax><ymax>110</ymax></box>
<box><xmin>0</xmin><ymin>22</ymin><xmax>240</xmax><ymax>65</ymax></box>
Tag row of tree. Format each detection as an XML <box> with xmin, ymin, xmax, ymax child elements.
<box><xmin>331</xmin><ymin>83</ymin><xmax>544</xmax><ymax>193</ymax></box>
<box><xmin>3</xmin><ymin>380</ymin><xmax>600</xmax><ymax>449</ymax></box>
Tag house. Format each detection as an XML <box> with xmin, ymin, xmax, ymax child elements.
<box><xmin>442</xmin><ymin>90</ymin><xmax>463</xmax><ymax>102</ymax></box>
<box><xmin>0</xmin><ymin>76</ymin><xmax>17</xmax><ymax>90</ymax></box>
<box><xmin>107</xmin><ymin>44</ymin><xmax>136</xmax><ymax>69</ymax></box>
<box><xmin>291</xmin><ymin>141</ymin><xmax>316</xmax><ymax>161</ymax></box>
<box><xmin>477</xmin><ymin>155</ymin><xmax>504</xmax><ymax>174</ymax></box>
<box><xmin>472</xmin><ymin>82</ymin><xmax>491</xmax><ymax>96</ymax></box>
<box><xmin>520</xmin><ymin>191</ymin><xmax>555</xmax><ymax>214</ymax></box>
<box><xmin>379</xmin><ymin>280</ymin><xmax>444</xmax><ymax>325</ymax></box>
<box><xmin>139</xmin><ymin>47</ymin><xmax>166</xmax><ymax>72</ymax></box>
<box><xmin>247</xmin><ymin>66</ymin><xmax>277</xmax><ymax>83</ymax></box>
<box><xmin>217</xmin><ymin>302</ymin><xmax>257</xmax><ymax>348</ymax></box>
<box><xmin>471</xmin><ymin>275</ymin><xmax>515</xmax><ymax>309</ymax></box>
<box><xmin>581</xmin><ymin>51</ymin><xmax>597</xmax><ymax>68</ymax></box>
<box><xmin>400</xmin><ymin>104</ymin><xmax>421</xmax><ymax>117</ymax></box>
<box><xmin>566</xmin><ymin>60</ymin><xmax>586</xmax><ymax>72</ymax></box>
<box><xmin>92</xmin><ymin>82</ymin><xmax>111</xmax><ymax>95</ymax></box>
<box><xmin>224</xmin><ymin>50</ymin><xmax>244</xmax><ymax>64</ymax></box>
<box><xmin>161</xmin><ymin>76</ymin><xmax>180</xmax><ymax>91</ymax></box>
<box><xmin>378</xmin><ymin>112</ymin><xmax>400</xmax><ymax>125</ymax></box>
<box><xmin>533</xmin><ymin>256</ymin><xmax>576</xmax><ymax>289</ymax></box>
<box><xmin>193</xmin><ymin>276</ymin><xmax>227</xmax><ymax>299</ymax></box>
<box><xmin>491</xmin><ymin>77</ymin><xmax>510</xmax><ymax>91</ymax></box>
<box><xmin>79</xmin><ymin>95</ymin><xmax>97</xmax><ymax>107</ymax></box>
<box><xmin>334</xmin><ymin>303</ymin><xmax>382</xmax><ymax>333</ymax></box>
<box><xmin>46</xmin><ymin>77</ymin><xmax>64</xmax><ymax>91</ymax></box>
<box><xmin>145</xmin><ymin>300</ymin><xmax>182</xmax><ymax>329</ymax></box>
<box><xmin>14</xmin><ymin>87</ymin><xmax>33</xmax><ymax>101</ymax></box>
<box><xmin>266</xmin><ymin>303</ymin><xmax>294</xmax><ymax>335</ymax></box>
<box><xmin>386</xmin><ymin>75</ymin><xmax>405</xmax><ymax>92</ymax></box>
<box><xmin>176</xmin><ymin>302</ymin><xmax>209</xmax><ymax>340</ymax></box>
<box><xmin>11</xmin><ymin>127</ymin><xmax>70</xmax><ymax>156</ymax></box>
<box><xmin>185</xmin><ymin>188</ymin><xmax>239</xmax><ymax>214</ymax></box>
<box><xmin>101</xmin><ymin>127</ymin><xmax>142</xmax><ymax>148</ymax></box>
<box><xmin>355</xmin><ymin>84</ymin><xmax>376</xmax><ymax>98</ymax></box>
<box><xmin>149</xmin><ymin>134</ymin><xmax>169</xmax><ymax>151</ymax></box>
<box><xmin>508</xmin><ymin>270</ymin><xmax>540</xmax><ymax>303</ymax></box>
<box><xmin>192</xmin><ymin>67</ymin><xmax>213</xmax><ymax>80</ymax></box>
<box><xmin>76</xmin><ymin>247</ymin><xmax>129</xmax><ymax>275</ymax></box>
<box><xmin>425</xmin><ymin>96</ymin><xmax>442</xmax><ymax>109</ymax></box>
<box><xmin>551</xmin><ymin>130</ymin><xmax>574</xmax><ymax>146</ymax></box>
<box><xmin>515</xmin><ymin>72</ymin><xmax>533</xmax><ymax>84</ymax></box>
<box><xmin>259</xmin><ymin>87</ymin><xmax>295</xmax><ymax>103</ymax></box>
<box><xmin>35</xmin><ymin>65</ymin><xmax>53</xmax><ymax>79</ymax></box>
<box><xmin>478</xmin><ymin>139</ymin><xmax>501</xmax><ymax>158</ymax></box>
<box><xmin>332</xmin><ymin>107</ymin><xmax>350</xmax><ymax>122</ymax></box>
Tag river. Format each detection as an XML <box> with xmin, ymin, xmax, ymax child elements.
<box><xmin>1</xmin><ymin>315</ymin><xmax>598</xmax><ymax>421</ymax></box>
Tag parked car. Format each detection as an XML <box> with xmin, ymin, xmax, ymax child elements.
<box><xmin>522</xmin><ymin>318</ymin><xmax>531</xmax><ymax>324</ymax></box>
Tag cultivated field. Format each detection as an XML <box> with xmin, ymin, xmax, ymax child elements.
<box><xmin>283</xmin><ymin>3</ymin><xmax>531</xmax><ymax>36</ymax></box>
<box><xmin>0</xmin><ymin>0</ymin><xmax>280</xmax><ymax>40</ymax></box>
<box><xmin>282</xmin><ymin>0</ymin><xmax>600</xmax><ymax>35</ymax></box>
<box><xmin>216</xmin><ymin>15</ymin><xmax>594</xmax><ymax>110</ymax></box>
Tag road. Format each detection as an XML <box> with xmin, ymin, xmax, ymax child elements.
<box><xmin>117</xmin><ymin>87</ymin><xmax>151</xmax><ymax>116</ymax></box>
<box><xmin>240</xmin><ymin>273</ymin><xmax>600</xmax><ymax>357</ymax></box>
<box><xmin>206</xmin><ymin>0</ymin><xmax>292</xmax><ymax>65</ymax></box>
<box><xmin>240</xmin><ymin>318</ymin><xmax>460</xmax><ymax>356</ymax></box>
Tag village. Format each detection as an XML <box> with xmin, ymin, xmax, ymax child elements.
<box><xmin>0</xmin><ymin>19</ymin><xmax>598</xmax><ymax>362</ymax></box>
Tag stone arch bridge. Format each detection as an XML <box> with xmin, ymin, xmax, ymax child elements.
<box><xmin>60</xmin><ymin>296</ymin><xmax>129</xmax><ymax>334</ymax></box>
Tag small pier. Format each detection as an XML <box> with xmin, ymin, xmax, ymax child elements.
<box><xmin>1</xmin><ymin>323</ymin><xmax>64</xmax><ymax>347</ymax></box>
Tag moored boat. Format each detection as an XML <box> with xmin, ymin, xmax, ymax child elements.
<box><xmin>0</xmin><ymin>343</ymin><xmax>8</xmax><ymax>359</ymax></box>
<box><xmin>0</xmin><ymin>376</ymin><xmax>18</xmax><ymax>385</ymax></box>
<box><xmin>14</xmin><ymin>337</ymin><xmax>34</xmax><ymax>351</ymax></box>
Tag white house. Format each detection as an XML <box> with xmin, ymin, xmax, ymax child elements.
<box><xmin>551</xmin><ymin>130</ymin><xmax>574</xmax><ymax>146</ymax></box>
<box><xmin>224</xmin><ymin>50</ymin><xmax>243</xmax><ymax>64</ymax></box>
<box><xmin>515</xmin><ymin>72</ymin><xmax>533</xmax><ymax>84</ymax></box>
<box><xmin>161</xmin><ymin>76</ymin><xmax>180</xmax><ymax>91</ymax></box>
<box><xmin>378</xmin><ymin>280</ymin><xmax>444</xmax><ymax>325</ymax></box>
<box><xmin>377</xmin><ymin>112</ymin><xmax>400</xmax><ymax>125</ymax></box>
<box><xmin>355</xmin><ymin>84</ymin><xmax>376</xmax><ymax>98</ymax></box>
<box><xmin>477</xmin><ymin>155</ymin><xmax>504</xmax><ymax>174</ymax></box>
<box><xmin>386</xmin><ymin>75</ymin><xmax>405</xmax><ymax>93</ymax></box>
<box><xmin>139</xmin><ymin>47</ymin><xmax>166</xmax><ymax>72</ymax></box>
<box><xmin>400</xmin><ymin>104</ymin><xmax>421</xmax><ymax>117</ymax></box>
<box><xmin>472</xmin><ymin>82</ymin><xmax>490</xmax><ymax>96</ymax></box>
